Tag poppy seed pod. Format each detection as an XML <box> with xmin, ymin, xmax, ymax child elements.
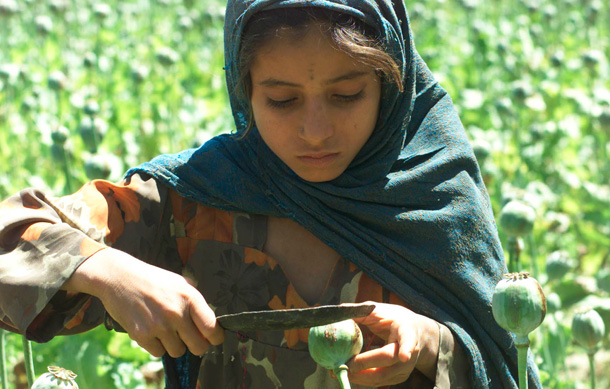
<box><xmin>493</xmin><ymin>272</ymin><xmax>545</xmax><ymax>388</ymax></box>
<box><xmin>47</xmin><ymin>71</ymin><xmax>67</xmax><ymax>91</ymax></box>
<box><xmin>492</xmin><ymin>272</ymin><xmax>546</xmax><ymax>345</ymax></box>
<box><xmin>32</xmin><ymin>366</ymin><xmax>78</xmax><ymax>388</ymax></box>
<box><xmin>51</xmin><ymin>126</ymin><xmax>70</xmax><ymax>146</ymax></box>
<box><xmin>597</xmin><ymin>268</ymin><xmax>610</xmax><ymax>294</ymax></box>
<box><xmin>309</xmin><ymin>319</ymin><xmax>362</xmax><ymax>370</ymax></box>
<box><xmin>499</xmin><ymin>199</ymin><xmax>536</xmax><ymax>237</ymax></box>
<box><xmin>0</xmin><ymin>0</ymin><xmax>19</xmax><ymax>16</ymax></box>
<box><xmin>83</xmin><ymin>100</ymin><xmax>100</xmax><ymax>116</ymax></box>
<box><xmin>78</xmin><ymin>116</ymin><xmax>107</xmax><ymax>153</ymax></box>
<box><xmin>550</xmin><ymin>50</ymin><xmax>564</xmax><ymax>68</ymax></box>
<box><xmin>572</xmin><ymin>308</ymin><xmax>605</xmax><ymax>354</ymax></box>
<box><xmin>545</xmin><ymin>292</ymin><xmax>561</xmax><ymax>314</ymax></box>
<box><xmin>309</xmin><ymin>319</ymin><xmax>363</xmax><ymax>389</ymax></box>
<box><xmin>93</xmin><ymin>3</ymin><xmax>111</xmax><ymax>20</ymax></box>
<box><xmin>20</xmin><ymin>96</ymin><xmax>37</xmax><ymax>112</ymax></box>
<box><xmin>34</xmin><ymin>15</ymin><xmax>53</xmax><ymax>35</ymax></box>
<box><xmin>83</xmin><ymin>52</ymin><xmax>97</xmax><ymax>68</ymax></box>
<box><xmin>511</xmin><ymin>81</ymin><xmax>533</xmax><ymax>103</ymax></box>
<box><xmin>156</xmin><ymin>47</ymin><xmax>179</xmax><ymax>67</ymax></box>
<box><xmin>545</xmin><ymin>250</ymin><xmax>575</xmax><ymax>281</ymax></box>
<box><xmin>84</xmin><ymin>154</ymin><xmax>112</xmax><ymax>180</ymax></box>
<box><xmin>130</xmin><ymin>65</ymin><xmax>149</xmax><ymax>83</ymax></box>
<box><xmin>48</xmin><ymin>0</ymin><xmax>68</xmax><ymax>15</ymax></box>
<box><xmin>581</xmin><ymin>50</ymin><xmax>602</xmax><ymax>69</ymax></box>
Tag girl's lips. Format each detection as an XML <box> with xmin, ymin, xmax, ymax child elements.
<box><xmin>297</xmin><ymin>152</ymin><xmax>340</xmax><ymax>167</ymax></box>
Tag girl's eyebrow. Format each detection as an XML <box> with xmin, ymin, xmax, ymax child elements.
<box><xmin>324</xmin><ymin>70</ymin><xmax>369</xmax><ymax>85</ymax></box>
<box><xmin>258</xmin><ymin>70</ymin><xmax>369</xmax><ymax>88</ymax></box>
<box><xmin>258</xmin><ymin>79</ymin><xmax>300</xmax><ymax>88</ymax></box>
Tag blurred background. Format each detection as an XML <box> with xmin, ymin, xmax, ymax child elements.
<box><xmin>0</xmin><ymin>0</ymin><xmax>608</xmax><ymax>387</ymax></box>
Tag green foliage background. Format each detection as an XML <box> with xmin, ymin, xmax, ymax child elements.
<box><xmin>0</xmin><ymin>0</ymin><xmax>609</xmax><ymax>387</ymax></box>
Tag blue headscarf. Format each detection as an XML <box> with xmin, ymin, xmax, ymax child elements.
<box><xmin>127</xmin><ymin>0</ymin><xmax>542</xmax><ymax>387</ymax></box>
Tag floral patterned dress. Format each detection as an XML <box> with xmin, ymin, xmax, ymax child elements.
<box><xmin>0</xmin><ymin>174</ymin><xmax>464</xmax><ymax>388</ymax></box>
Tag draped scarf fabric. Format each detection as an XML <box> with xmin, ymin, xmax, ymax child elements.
<box><xmin>127</xmin><ymin>0</ymin><xmax>542</xmax><ymax>387</ymax></box>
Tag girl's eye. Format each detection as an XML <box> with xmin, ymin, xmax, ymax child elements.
<box><xmin>334</xmin><ymin>90</ymin><xmax>364</xmax><ymax>103</ymax></box>
<box><xmin>266</xmin><ymin>98</ymin><xmax>296</xmax><ymax>109</ymax></box>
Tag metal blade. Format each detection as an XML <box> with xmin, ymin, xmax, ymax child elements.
<box><xmin>104</xmin><ymin>302</ymin><xmax>376</xmax><ymax>333</ymax></box>
<box><xmin>216</xmin><ymin>302</ymin><xmax>375</xmax><ymax>331</ymax></box>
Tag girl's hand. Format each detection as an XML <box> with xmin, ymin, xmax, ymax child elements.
<box><xmin>346</xmin><ymin>302</ymin><xmax>439</xmax><ymax>387</ymax></box>
<box><xmin>63</xmin><ymin>248</ymin><xmax>225</xmax><ymax>358</ymax></box>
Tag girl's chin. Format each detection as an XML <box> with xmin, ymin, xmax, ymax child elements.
<box><xmin>293</xmin><ymin>167</ymin><xmax>344</xmax><ymax>183</ymax></box>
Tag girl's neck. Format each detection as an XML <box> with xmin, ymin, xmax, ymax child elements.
<box><xmin>263</xmin><ymin>216</ymin><xmax>341</xmax><ymax>305</ymax></box>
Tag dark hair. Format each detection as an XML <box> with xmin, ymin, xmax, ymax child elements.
<box><xmin>236</xmin><ymin>7</ymin><xmax>403</xmax><ymax>136</ymax></box>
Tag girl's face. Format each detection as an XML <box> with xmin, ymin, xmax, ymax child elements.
<box><xmin>249</xmin><ymin>25</ymin><xmax>382</xmax><ymax>182</ymax></box>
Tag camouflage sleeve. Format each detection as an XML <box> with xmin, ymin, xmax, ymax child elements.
<box><xmin>0</xmin><ymin>174</ymin><xmax>166</xmax><ymax>343</ymax></box>
<box><xmin>434</xmin><ymin>322</ymin><xmax>471</xmax><ymax>388</ymax></box>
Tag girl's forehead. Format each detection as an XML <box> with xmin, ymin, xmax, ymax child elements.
<box><xmin>251</xmin><ymin>29</ymin><xmax>368</xmax><ymax>77</ymax></box>
<box><xmin>255</xmin><ymin>23</ymin><xmax>333</xmax><ymax>50</ymax></box>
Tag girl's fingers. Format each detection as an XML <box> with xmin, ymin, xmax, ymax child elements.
<box><xmin>348</xmin><ymin>364</ymin><xmax>415</xmax><ymax>387</ymax></box>
<box><xmin>348</xmin><ymin>342</ymin><xmax>402</xmax><ymax>372</ymax></box>
<box><xmin>136</xmin><ymin>337</ymin><xmax>166</xmax><ymax>358</ymax></box>
<box><xmin>177</xmin><ymin>320</ymin><xmax>212</xmax><ymax>356</ymax></box>
<box><xmin>159</xmin><ymin>330</ymin><xmax>188</xmax><ymax>358</ymax></box>
<box><xmin>189</xmin><ymin>295</ymin><xmax>225</xmax><ymax>346</ymax></box>
<box><xmin>347</xmin><ymin>341</ymin><xmax>419</xmax><ymax>387</ymax></box>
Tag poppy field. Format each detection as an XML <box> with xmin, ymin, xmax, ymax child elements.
<box><xmin>0</xmin><ymin>0</ymin><xmax>609</xmax><ymax>387</ymax></box>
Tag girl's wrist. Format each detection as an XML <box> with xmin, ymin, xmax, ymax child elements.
<box><xmin>61</xmin><ymin>247</ymin><xmax>114</xmax><ymax>298</ymax></box>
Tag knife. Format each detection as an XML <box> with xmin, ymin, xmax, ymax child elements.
<box><xmin>216</xmin><ymin>302</ymin><xmax>375</xmax><ymax>331</ymax></box>
<box><xmin>105</xmin><ymin>302</ymin><xmax>375</xmax><ymax>333</ymax></box>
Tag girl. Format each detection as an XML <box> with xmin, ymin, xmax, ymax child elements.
<box><xmin>0</xmin><ymin>0</ymin><xmax>542</xmax><ymax>387</ymax></box>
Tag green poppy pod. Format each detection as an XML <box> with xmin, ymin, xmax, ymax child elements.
<box><xmin>545</xmin><ymin>250</ymin><xmax>575</xmax><ymax>281</ymax></box>
<box><xmin>130</xmin><ymin>65</ymin><xmax>149</xmax><ymax>83</ymax></box>
<box><xmin>48</xmin><ymin>0</ymin><xmax>68</xmax><ymax>15</ymax></box>
<box><xmin>83</xmin><ymin>100</ymin><xmax>100</xmax><ymax>116</ymax></box>
<box><xmin>84</xmin><ymin>154</ymin><xmax>112</xmax><ymax>180</ymax></box>
<box><xmin>20</xmin><ymin>96</ymin><xmax>37</xmax><ymax>113</ymax></box>
<box><xmin>34</xmin><ymin>15</ymin><xmax>53</xmax><ymax>35</ymax></box>
<box><xmin>78</xmin><ymin>116</ymin><xmax>107</xmax><ymax>153</ymax></box>
<box><xmin>32</xmin><ymin>366</ymin><xmax>78</xmax><ymax>389</ymax></box>
<box><xmin>550</xmin><ymin>50</ymin><xmax>564</xmax><ymax>68</ymax></box>
<box><xmin>499</xmin><ymin>199</ymin><xmax>536</xmax><ymax>237</ymax></box>
<box><xmin>156</xmin><ymin>47</ymin><xmax>179</xmax><ymax>67</ymax></box>
<box><xmin>93</xmin><ymin>3</ymin><xmax>111</xmax><ymax>20</ymax></box>
<box><xmin>308</xmin><ymin>319</ymin><xmax>363</xmax><ymax>372</ymax></box>
<box><xmin>597</xmin><ymin>268</ymin><xmax>610</xmax><ymax>294</ymax></box>
<box><xmin>545</xmin><ymin>293</ymin><xmax>562</xmax><ymax>314</ymax></box>
<box><xmin>83</xmin><ymin>52</ymin><xmax>97</xmax><ymax>68</ymax></box>
<box><xmin>492</xmin><ymin>272</ymin><xmax>546</xmax><ymax>345</ymax></box>
<box><xmin>572</xmin><ymin>308</ymin><xmax>605</xmax><ymax>354</ymax></box>
<box><xmin>0</xmin><ymin>0</ymin><xmax>19</xmax><ymax>16</ymax></box>
<box><xmin>511</xmin><ymin>81</ymin><xmax>533</xmax><ymax>104</ymax></box>
<box><xmin>51</xmin><ymin>126</ymin><xmax>70</xmax><ymax>146</ymax></box>
<box><xmin>47</xmin><ymin>71</ymin><xmax>67</xmax><ymax>91</ymax></box>
<box><xmin>581</xmin><ymin>50</ymin><xmax>602</xmax><ymax>69</ymax></box>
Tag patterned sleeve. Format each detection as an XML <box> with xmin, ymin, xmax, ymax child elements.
<box><xmin>0</xmin><ymin>174</ymin><xmax>167</xmax><ymax>343</ymax></box>
<box><xmin>434</xmin><ymin>322</ymin><xmax>471</xmax><ymax>388</ymax></box>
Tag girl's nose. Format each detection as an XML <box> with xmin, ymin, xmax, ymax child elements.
<box><xmin>299</xmin><ymin>99</ymin><xmax>334</xmax><ymax>144</ymax></box>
